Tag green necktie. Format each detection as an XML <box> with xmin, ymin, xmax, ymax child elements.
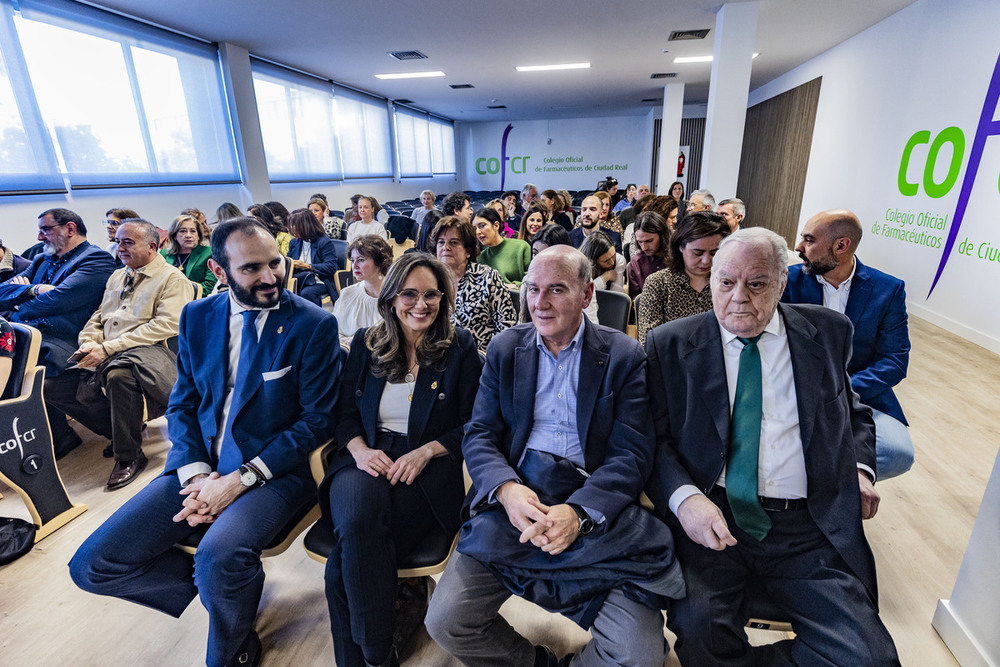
<box><xmin>727</xmin><ymin>334</ymin><xmax>772</xmax><ymax>541</ymax></box>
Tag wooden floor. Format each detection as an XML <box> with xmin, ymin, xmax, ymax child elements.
<box><xmin>0</xmin><ymin>315</ymin><xmax>996</xmax><ymax>666</ymax></box>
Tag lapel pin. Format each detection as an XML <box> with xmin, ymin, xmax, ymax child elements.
<box><xmin>431</xmin><ymin>381</ymin><xmax>438</xmax><ymax>390</ymax></box>
<box><xmin>277</xmin><ymin>326</ymin><xmax>283</xmax><ymax>334</ymax></box>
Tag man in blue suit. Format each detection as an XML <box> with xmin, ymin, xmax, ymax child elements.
<box><xmin>427</xmin><ymin>246</ymin><xmax>684</xmax><ymax>667</ymax></box>
<box><xmin>0</xmin><ymin>208</ymin><xmax>115</xmax><ymax>455</ymax></box>
<box><xmin>570</xmin><ymin>194</ymin><xmax>622</xmax><ymax>254</ymax></box>
<box><xmin>70</xmin><ymin>218</ymin><xmax>341</xmax><ymax>667</ymax></box>
<box><xmin>782</xmin><ymin>209</ymin><xmax>913</xmax><ymax>479</ymax></box>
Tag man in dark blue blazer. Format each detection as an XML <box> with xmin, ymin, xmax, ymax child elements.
<box><xmin>569</xmin><ymin>194</ymin><xmax>622</xmax><ymax>254</ymax></box>
<box><xmin>70</xmin><ymin>218</ymin><xmax>341</xmax><ymax>667</ymax></box>
<box><xmin>646</xmin><ymin>228</ymin><xmax>898</xmax><ymax>665</ymax></box>
<box><xmin>427</xmin><ymin>246</ymin><xmax>684</xmax><ymax>667</ymax></box>
<box><xmin>783</xmin><ymin>209</ymin><xmax>913</xmax><ymax>479</ymax></box>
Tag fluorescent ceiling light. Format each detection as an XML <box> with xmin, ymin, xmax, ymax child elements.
<box><xmin>674</xmin><ymin>53</ymin><xmax>759</xmax><ymax>64</ymax></box>
<box><xmin>374</xmin><ymin>71</ymin><xmax>445</xmax><ymax>79</ymax></box>
<box><xmin>515</xmin><ymin>62</ymin><xmax>590</xmax><ymax>72</ymax></box>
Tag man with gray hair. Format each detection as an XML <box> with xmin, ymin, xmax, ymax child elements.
<box><xmin>520</xmin><ymin>182</ymin><xmax>538</xmax><ymax>210</ymax></box>
<box><xmin>645</xmin><ymin>227</ymin><xmax>899</xmax><ymax>665</ymax></box>
<box><xmin>428</xmin><ymin>245</ymin><xmax>685</xmax><ymax>666</ymax></box>
<box><xmin>44</xmin><ymin>219</ymin><xmax>193</xmax><ymax>489</ymax></box>
<box><xmin>686</xmin><ymin>189</ymin><xmax>716</xmax><ymax>213</ymax></box>
<box><xmin>717</xmin><ymin>197</ymin><xmax>746</xmax><ymax>232</ymax></box>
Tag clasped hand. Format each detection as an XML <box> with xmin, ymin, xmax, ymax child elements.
<box><xmin>173</xmin><ymin>472</ymin><xmax>244</xmax><ymax>526</ymax></box>
<box><xmin>350</xmin><ymin>442</ymin><xmax>432</xmax><ymax>485</ymax></box>
<box><xmin>497</xmin><ymin>482</ymin><xmax>579</xmax><ymax>556</ymax></box>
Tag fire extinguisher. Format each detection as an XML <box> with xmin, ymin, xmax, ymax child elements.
<box><xmin>677</xmin><ymin>152</ymin><xmax>685</xmax><ymax>177</ymax></box>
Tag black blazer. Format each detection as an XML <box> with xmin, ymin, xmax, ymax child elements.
<box><xmin>325</xmin><ymin>326</ymin><xmax>482</xmax><ymax>534</ymax></box>
<box><xmin>644</xmin><ymin>303</ymin><xmax>880</xmax><ymax>600</ymax></box>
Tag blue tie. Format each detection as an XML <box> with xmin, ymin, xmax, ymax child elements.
<box><xmin>218</xmin><ymin>310</ymin><xmax>259</xmax><ymax>474</ymax></box>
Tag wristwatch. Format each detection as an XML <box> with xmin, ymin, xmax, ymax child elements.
<box><xmin>238</xmin><ymin>464</ymin><xmax>265</xmax><ymax>489</ymax></box>
<box><xmin>568</xmin><ymin>503</ymin><xmax>595</xmax><ymax>535</ymax></box>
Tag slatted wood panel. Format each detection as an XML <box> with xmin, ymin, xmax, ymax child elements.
<box><xmin>736</xmin><ymin>76</ymin><xmax>822</xmax><ymax>245</ymax></box>
<box><xmin>680</xmin><ymin>117</ymin><xmax>706</xmax><ymax>193</ymax></box>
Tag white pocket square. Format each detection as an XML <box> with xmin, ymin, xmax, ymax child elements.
<box><xmin>262</xmin><ymin>366</ymin><xmax>292</xmax><ymax>381</ymax></box>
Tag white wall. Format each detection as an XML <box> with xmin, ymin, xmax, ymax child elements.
<box><xmin>748</xmin><ymin>0</ymin><xmax>1000</xmax><ymax>354</ymax></box>
<box><xmin>459</xmin><ymin>113</ymin><xmax>655</xmax><ymax>192</ymax></box>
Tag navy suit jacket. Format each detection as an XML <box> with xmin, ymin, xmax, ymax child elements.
<box><xmin>782</xmin><ymin>258</ymin><xmax>909</xmax><ymax>424</ymax></box>
<box><xmin>463</xmin><ymin>318</ymin><xmax>655</xmax><ymax>525</ymax></box>
<box><xmin>326</xmin><ymin>326</ymin><xmax>482</xmax><ymax>534</ymax></box>
<box><xmin>645</xmin><ymin>304</ymin><xmax>879</xmax><ymax>599</ymax></box>
<box><xmin>164</xmin><ymin>290</ymin><xmax>341</xmax><ymax>502</ymax></box>
<box><xmin>288</xmin><ymin>236</ymin><xmax>340</xmax><ymax>300</ymax></box>
<box><xmin>570</xmin><ymin>226</ymin><xmax>622</xmax><ymax>255</ymax></box>
<box><xmin>0</xmin><ymin>240</ymin><xmax>115</xmax><ymax>374</ymax></box>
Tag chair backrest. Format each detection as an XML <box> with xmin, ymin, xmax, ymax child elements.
<box><xmin>334</xmin><ymin>269</ymin><xmax>355</xmax><ymax>294</ymax></box>
<box><xmin>283</xmin><ymin>255</ymin><xmax>295</xmax><ymax>292</ymax></box>
<box><xmin>330</xmin><ymin>239</ymin><xmax>348</xmax><ymax>271</ymax></box>
<box><xmin>2</xmin><ymin>323</ymin><xmax>40</xmax><ymax>401</ymax></box>
<box><xmin>595</xmin><ymin>290</ymin><xmax>631</xmax><ymax>333</ymax></box>
<box><xmin>508</xmin><ymin>287</ymin><xmax>522</xmax><ymax>322</ymax></box>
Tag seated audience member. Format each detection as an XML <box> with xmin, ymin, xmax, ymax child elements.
<box><xmin>46</xmin><ymin>220</ymin><xmax>193</xmax><ymax>487</ymax></box>
<box><xmin>580</xmin><ymin>230</ymin><xmax>626</xmax><ymax>294</ymax></box>
<box><xmin>0</xmin><ymin>208</ymin><xmax>116</xmax><ymax>434</ymax></box>
<box><xmin>612</xmin><ymin>183</ymin><xmax>638</xmax><ymax>214</ymax></box>
<box><xmin>570</xmin><ymin>194</ymin><xmax>622</xmax><ymax>254</ymax></box>
<box><xmin>0</xmin><ymin>315</ymin><xmax>14</xmax><ymax>395</ymax></box>
<box><xmin>592</xmin><ymin>190</ymin><xmax>622</xmax><ymax>235</ymax></box>
<box><xmin>368</xmin><ymin>196</ymin><xmax>389</xmax><ymax>223</ymax></box>
<box><xmin>644</xmin><ymin>227</ymin><xmax>899</xmax><ymax>666</ymax></box>
<box><xmin>214</xmin><ymin>202</ymin><xmax>243</xmax><ymax>229</ymax></box>
<box><xmin>287</xmin><ymin>208</ymin><xmax>340</xmax><ymax>307</ymax></box>
<box><xmin>415</xmin><ymin>210</ymin><xmax>443</xmax><ymax>253</ymax></box>
<box><xmin>686</xmin><ymin>189</ymin><xmax>715</xmax><ymax>213</ymax></box>
<box><xmin>70</xmin><ymin>217</ymin><xmax>342</xmax><ymax>667</ymax></box>
<box><xmin>520</xmin><ymin>183</ymin><xmax>539</xmax><ymax>210</ymax></box>
<box><xmin>717</xmin><ymin>197</ymin><xmax>745</xmax><ymax>232</ymax></box>
<box><xmin>104</xmin><ymin>208</ymin><xmax>140</xmax><ymax>262</ymax></box>
<box><xmin>784</xmin><ymin>209</ymin><xmax>913</xmax><ymax>479</ymax></box>
<box><xmin>541</xmin><ymin>189</ymin><xmax>573</xmax><ymax>231</ymax></box>
<box><xmin>386</xmin><ymin>214</ymin><xmax>416</xmax><ymax>258</ymax></box>
<box><xmin>441</xmin><ymin>191</ymin><xmax>474</xmax><ymax>223</ymax></box>
<box><xmin>426</xmin><ymin>245</ymin><xmax>685</xmax><ymax>667</ymax></box>
<box><xmin>248</xmin><ymin>203</ymin><xmax>292</xmax><ymax>256</ymax></box>
<box><xmin>502</xmin><ymin>190</ymin><xmax>522</xmax><ymax>231</ymax></box>
<box><xmin>474</xmin><ymin>208</ymin><xmax>531</xmax><ymax>286</ymax></box>
<box><xmin>161</xmin><ymin>214</ymin><xmax>217</xmax><ymax>297</ymax></box>
<box><xmin>637</xmin><ymin>210</ymin><xmax>729</xmax><ymax>345</ymax></box>
<box><xmin>637</xmin><ymin>184</ymin><xmax>651</xmax><ymax>200</ymax></box>
<box><xmin>322</xmin><ymin>253</ymin><xmax>482</xmax><ymax>667</ymax></box>
<box><xmin>433</xmin><ymin>217</ymin><xmax>516</xmax><ymax>354</ymax></box>
<box><xmin>515</xmin><ymin>201</ymin><xmax>549</xmax><ymax>245</ymax></box>
<box><xmin>602</xmin><ymin>175</ymin><xmax>622</xmax><ymax>208</ymax></box>
<box><xmin>181</xmin><ymin>208</ymin><xmax>212</xmax><ymax>244</ymax></box>
<box><xmin>263</xmin><ymin>200</ymin><xmax>292</xmax><ymax>235</ymax></box>
<box><xmin>627</xmin><ymin>211</ymin><xmax>671</xmax><ymax>298</ymax></box>
<box><xmin>557</xmin><ymin>189</ymin><xmax>575</xmax><ymax>226</ymax></box>
<box><xmin>306</xmin><ymin>196</ymin><xmax>345</xmax><ymax>241</ymax></box>
<box><xmin>333</xmin><ymin>235</ymin><xmax>393</xmax><ymax>338</ymax></box>
<box><xmin>342</xmin><ymin>194</ymin><xmax>362</xmax><ymax>227</ymax></box>
<box><xmin>346</xmin><ymin>196</ymin><xmax>390</xmax><ymax>244</ymax></box>
<box><xmin>484</xmin><ymin>199</ymin><xmax>517</xmax><ymax>238</ymax></box>
<box><xmin>0</xmin><ymin>238</ymin><xmax>29</xmax><ymax>282</ymax></box>
<box><xmin>668</xmin><ymin>180</ymin><xmax>684</xmax><ymax>202</ymax></box>
<box><xmin>412</xmin><ymin>189</ymin><xmax>438</xmax><ymax>228</ymax></box>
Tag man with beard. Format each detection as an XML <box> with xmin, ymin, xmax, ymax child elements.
<box><xmin>70</xmin><ymin>218</ymin><xmax>341</xmax><ymax>667</ymax></box>
<box><xmin>570</xmin><ymin>195</ymin><xmax>622</xmax><ymax>254</ymax></box>
<box><xmin>782</xmin><ymin>209</ymin><xmax>913</xmax><ymax>479</ymax></box>
<box><xmin>0</xmin><ymin>209</ymin><xmax>115</xmax><ymax>430</ymax></box>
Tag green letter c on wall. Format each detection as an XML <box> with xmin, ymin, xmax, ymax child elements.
<box><xmin>898</xmin><ymin>130</ymin><xmax>930</xmax><ymax>196</ymax></box>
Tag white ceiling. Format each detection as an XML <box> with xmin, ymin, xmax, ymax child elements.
<box><xmin>85</xmin><ymin>0</ymin><xmax>917</xmax><ymax>121</ymax></box>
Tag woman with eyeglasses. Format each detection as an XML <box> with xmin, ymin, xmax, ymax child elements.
<box><xmin>321</xmin><ymin>252</ymin><xmax>483</xmax><ymax>667</ymax></box>
<box><xmin>161</xmin><ymin>214</ymin><xmax>217</xmax><ymax>297</ymax></box>
<box><xmin>433</xmin><ymin>216</ymin><xmax>516</xmax><ymax>354</ymax></box>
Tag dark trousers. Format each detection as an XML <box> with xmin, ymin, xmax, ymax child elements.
<box><xmin>45</xmin><ymin>367</ymin><xmax>146</xmax><ymax>460</ymax></box>
<box><xmin>69</xmin><ymin>474</ymin><xmax>307</xmax><ymax>667</ymax></box>
<box><xmin>667</xmin><ymin>487</ymin><xmax>899</xmax><ymax>666</ymax></box>
<box><xmin>324</xmin><ymin>432</ymin><xmax>446</xmax><ymax>667</ymax></box>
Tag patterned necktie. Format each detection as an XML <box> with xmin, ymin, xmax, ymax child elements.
<box><xmin>218</xmin><ymin>310</ymin><xmax>259</xmax><ymax>474</ymax></box>
<box><xmin>726</xmin><ymin>334</ymin><xmax>772</xmax><ymax>541</ymax></box>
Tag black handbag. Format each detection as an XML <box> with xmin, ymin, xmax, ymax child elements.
<box><xmin>0</xmin><ymin>517</ymin><xmax>36</xmax><ymax>566</ymax></box>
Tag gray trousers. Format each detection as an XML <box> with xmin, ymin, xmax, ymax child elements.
<box><xmin>426</xmin><ymin>551</ymin><xmax>667</xmax><ymax>667</ymax></box>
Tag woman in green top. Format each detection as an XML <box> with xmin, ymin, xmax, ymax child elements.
<box><xmin>473</xmin><ymin>208</ymin><xmax>531</xmax><ymax>286</ymax></box>
<box><xmin>161</xmin><ymin>214</ymin><xmax>216</xmax><ymax>297</ymax></box>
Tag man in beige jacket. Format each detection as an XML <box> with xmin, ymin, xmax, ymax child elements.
<box><xmin>45</xmin><ymin>219</ymin><xmax>194</xmax><ymax>489</ymax></box>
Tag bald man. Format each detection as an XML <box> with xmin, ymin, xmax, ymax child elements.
<box><xmin>783</xmin><ymin>209</ymin><xmax>913</xmax><ymax>480</ymax></box>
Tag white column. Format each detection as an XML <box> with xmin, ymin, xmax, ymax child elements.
<box><xmin>657</xmin><ymin>83</ymin><xmax>685</xmax><ymax>195</ymax></box>
<box><xmin>700</xmin><ymin>1</ymin><xmax>759</xmax><ymax>197</ymax></box>
<box><xmin>219</xmin><ymin>42</ymin><xmax>271</xmax><ymax>205</ymax></box>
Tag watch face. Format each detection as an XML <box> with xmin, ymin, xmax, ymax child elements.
<box><xmin>240</xmin><ymin>470</ymin><xmax>257</xmax><ymax>486</ymax></box>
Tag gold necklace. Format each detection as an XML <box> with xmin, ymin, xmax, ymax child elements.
<box><xmin>404</xmin><ymin>360</ymin><xmax>418</xmax><ymax>402</ymax></box>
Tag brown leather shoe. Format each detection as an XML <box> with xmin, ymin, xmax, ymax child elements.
<box><xmin>107</xmin><ymin>452</ymin><xmax>148</xmax><ymax>490</ymax></box>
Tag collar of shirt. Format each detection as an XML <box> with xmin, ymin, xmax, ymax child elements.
<box><xmin>718</xmin><ymin>308</ymin><xmax>783</xmax><ymax>348</ymax></box>
<box><xmin>534</xmin><ymin>315</ymin><xmax>586</xmax><ymax>360</ymax></box>
<box><xmin>815</xmin><ymin>256</ymin><xmax>856</xmax><ymax>313</ymax></box>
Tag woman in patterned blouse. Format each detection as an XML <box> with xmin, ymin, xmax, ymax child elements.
<box><xmin>637</xmin><ymin>210</ymin><xmax>730</xmax><ymax>345</ymax></box>
<box><xmin>432</xmin><ymin>216</ymin><xmax>516</xmax><ymax>354</ymax></box>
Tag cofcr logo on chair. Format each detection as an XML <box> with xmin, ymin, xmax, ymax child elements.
<box><xmin>0</xmin><ymin>417</ymin><xmax>39</xmax><ymax>461</ymax></box>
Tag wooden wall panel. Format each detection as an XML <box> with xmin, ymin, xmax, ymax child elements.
<box><xmin>736</xmin><ymin>76</ymin><xmax>822</xmax><ymax>245</ymax></box>
<box><xmin>680</xmin><ymin>117</ymin><xmax>705</xmax><ymax>193</ymax></box>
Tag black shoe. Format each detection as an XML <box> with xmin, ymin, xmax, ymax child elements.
<box><xmin>534</xmin><ymin>645</ymin><xmax>558</xmax><ymax>667</ymax></box>
<box><xmin>53</xmin><ymin>432</ymin><xmax>83</xmax><ymax>460</ymax></box>
<box><xmin>393</xmin><ymin>577</ymin><xmax>429</xmax><ymax>656</ymax></box>
<box><xmin>365</xmin><ymin>647</ymin><xmax>399</xmax><ymax>667</ymax></box>
<box><xmin>106</xmin><ymin>452</ymin><xmax>148</xmax><ymax>490</ymax></box>
<box><xmin>102</xmin><ymin>443</ymin><xmax>114</xmax><ymax>458</ymax></box>
<box><xmin>227</xmin><ymin>629</ymin><xmax>261</xmax><ymax>667</ymax></box>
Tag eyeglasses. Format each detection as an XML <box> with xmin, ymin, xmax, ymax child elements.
<box><xmin>38</xmin><ymin>222</ymin><xmax>67</xmax><ymax>235</ymax></box>
<box><xmin>397</xmin><ymin>289</ymin><xmax>443</xmax><ymax>306</ymax></box>
<box><xmin>105</xmin><ymin>219</ymin><xmax>122</xmax><ymax>227</ymax></box>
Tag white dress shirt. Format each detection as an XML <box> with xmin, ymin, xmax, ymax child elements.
<box><xmin>816</xmin><ymin>257</ymin><xmax>856</xmax><ymax>314</ymax></box>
